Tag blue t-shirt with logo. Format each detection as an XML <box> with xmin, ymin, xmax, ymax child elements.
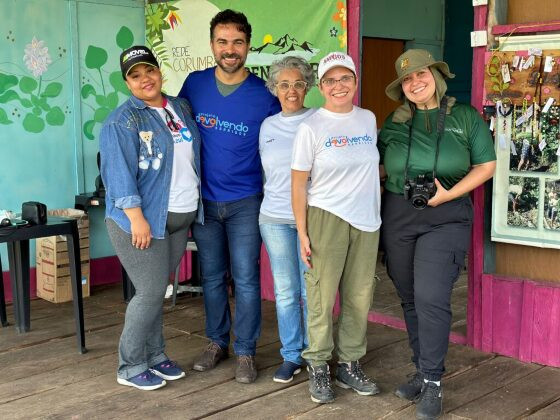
<box><xmin>179</xmin><ymin>68</ymin><xmax>281</xmax><ymax>201</ymax></box>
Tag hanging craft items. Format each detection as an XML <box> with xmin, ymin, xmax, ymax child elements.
<box><xmin>484</xmin><ymin>50</ymin><xmax>560</xmax><ymax>105</ymax></box>
<box><xmin>496</xmin><ymin>100</ymin><xmax>513</xmax><ymax>151</ymax></box>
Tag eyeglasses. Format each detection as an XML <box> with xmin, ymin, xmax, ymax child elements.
<box><xmin>276</xmin><ymin>81</ymin><xmax>308</xmax><ymax>92</ymax></box>
<box><xmin>163</xmin><ymin>107</ymin><xmax>180</xmax><ymax>131</ymax></box>
<box><xmin>321</xmin><ymin>75</ymin><xmax>355</xmax><ymax>87</ymax></box>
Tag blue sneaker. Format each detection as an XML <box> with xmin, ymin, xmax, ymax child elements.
<box><xmin>150</xmin><ymin>359</ymin><xmax>186</xmax><ymax>380</ymax></box>
<box><xmin>117</xmin><ymin>369</ymin><xmax>166</xmax><ymax>390</ymax></box>
<box><xmin>273</xmin><ymin>361</ymin><xmax>303</xmax><ymax>383</ymax></box>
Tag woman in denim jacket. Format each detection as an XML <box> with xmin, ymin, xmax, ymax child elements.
<box><xmin>100</xmin><ymin>46</ymin><xmax>203</xmax><ymax>391</ymax></box>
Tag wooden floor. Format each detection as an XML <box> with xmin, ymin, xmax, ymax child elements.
<box><xmin>371</xmin><ymin>265</ymin><xmax>468</xmax><ymax>338</ymax></box>
<box><xmin>2</xmin><ymin>283</ymin><xmax>560</xmax><ymax>419</ymax></box>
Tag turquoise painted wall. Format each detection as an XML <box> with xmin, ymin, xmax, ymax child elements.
<box><xmin>361</xmin><ymin>0</ymin><xmax>445</xmax><ymax>59</ymax></box>
<box><xmin>0</xmin><ymin>0</ymin><xmax>144</xmax><ymax>267</ymax></box>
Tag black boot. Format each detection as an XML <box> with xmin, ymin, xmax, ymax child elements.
<box><xmin>308</xmin><ymin>364</ymin><xmax>335</xmax><ymax>404</ymax></box>
<box><xmin>416</xmin><ymin>381</ymin><xmax>443</xmax><ymax>419</ymax></box>
<box><xmin>395</xmin><ymin>371</ymin><xmax>423</xmax><ymax>401</ymax></box>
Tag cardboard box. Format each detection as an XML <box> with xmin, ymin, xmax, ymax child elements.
<box><xmin>35</xmin><ymin>209</ymin><xmax>90</xmax><ymax>303</ymax></box>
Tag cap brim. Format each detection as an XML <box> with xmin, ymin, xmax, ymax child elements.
<box><xmin>385</xmin><ymin>61</ymin><xmax>455</xmax><ymax>102</ymax></box>
<box><xmin>125</xmin><ymin>61</ymin><xmax>158</xmax><ymax>77</ymax></box>
<box><xmin>319</xmin><ymin>64</ymin><xmax>356</xmax><ymax>81</ymax></box>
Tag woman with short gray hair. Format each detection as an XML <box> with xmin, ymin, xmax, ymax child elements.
<box><xmin>259</xmin><ymin>55</ymin><xmax>315</xmax><ymax>384</ymax></box>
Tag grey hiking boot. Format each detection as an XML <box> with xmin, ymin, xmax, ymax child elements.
<box><xmin>335</xmin><ymin>361</ymin><xmax>380</xmax><ymax>396</ymax></box>
<box><xmin>395</xmin><ymin>371</ymin><xmax>424</xmax><ymax>401</ymax></box>
<box><xmin>308</xmin><ymin>364</ymin><xmax>335</xmax><ymax>404</ymax></box>
<box><xmin>416</xmin><ymin>381</ymin><xmax>443</xmax><ymax>419</ymax></box>
<box><xmin>235</xmin><ymin>355</ymin><xmax>257</xmax><ymax>383</ymax></box>
<box><xmin>192</xmin><ymin>342</ymin><xmax>228</xmax><ymax>371</ymax></box>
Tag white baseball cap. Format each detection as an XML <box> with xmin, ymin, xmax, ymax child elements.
<box><xmin>317</xmin><ymin>52</ymin><xmax>356</xmax><ymax>80</ymax></box>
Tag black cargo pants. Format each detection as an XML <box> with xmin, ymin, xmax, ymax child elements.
<box><xmin>381</xmin><ymin>191</ymin><xmax>472</xmax><ymax>381</ymax></box>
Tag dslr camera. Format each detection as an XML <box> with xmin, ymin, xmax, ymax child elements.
<box><xmin>404</xmin><ymin>174</ymin><xmax>436</xmax><ymax>210</ymax></box>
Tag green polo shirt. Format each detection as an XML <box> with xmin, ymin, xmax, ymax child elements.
<box><xmin>378</xmin><ymin>103</ymin><xmax>496</xmax><ymax>195</ymax></box>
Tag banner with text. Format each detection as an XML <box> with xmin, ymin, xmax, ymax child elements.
<box><xmin>145</xmin><ymin>0</ymin><xmax>347</xmax><ymax>106</ymax></box>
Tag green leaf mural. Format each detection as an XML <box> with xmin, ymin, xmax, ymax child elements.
<box><xmin>83</xmin><ymin>119</ymin><xmax>95</xmax><ymax>140</ymax></box>
<box><xmin>42</xmin><ymin>82</ymin><xmax>62</xmax><ymax>98</ymax></box>
<box><xmin>23</xmin><ymin>112</ymin><xmax>45</xmax><ymax>133</ymax></box>
<box><xmin>0</xmin><ymin>38</ymin><xmax>66</xmax><ymax>133</ymax></box>
<box><xmin>116</xmin><ymin>26</ymin><xmax>134</xmax><ymax>50</ymax></box>
<box><xmin>94</xmin><ymin>107</ymin><xmax>111</xmax><ymax>123</ymax></box>
<box><xmin>109</xmin><ymin>71</ymin><xmax>129</xmax><ymax>95</ymax></box>
<box><xmin>85</xmin><ymin>46</ymin><xmax>108</xmax><ymax>70</ymax></box>
<box><xmin>0</xmin><ymin>74</ymin><xmax>18</xmax><ymax>94</ymax></box>
<box><xmin>0</xmin><ymin>90</ymin><xmax>19</xmax><ymax>104</ymax></box>
<box><xmin>80</xmin><ymin>26</ymin><xmax>134</xmax><ymax>140</ymax></box>
<box><xmin>0</xmin><ymin>108</ymin><xmax>12</xmax><ymax>125</ymax></box>
<box><xmin>19</xmin><ymin>77</ymin><xmax>38</xmax><ymax>94</ymax></box>
<box><xmin>81</xmin><ymin>84</ymin><xmax>96</xmax><ymax>99</ymax></box>
<box><xmin>46</xmin><ymin>106</ymin><xmax>65</xmax><ymax>126</ymax></box>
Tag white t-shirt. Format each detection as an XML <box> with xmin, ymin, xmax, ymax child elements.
<box><xmin>291</xmin><ymin>106</ymin><xmax>381</xmax><ymax>232</ymax></box>
<box><xmin>151</xmin><ymin>100</ymin><xmax>199</xmax><ymax>213</ymax></box>
<box><xmin>259</xmin><ymin>108</ymin><xmax>316</xmax><ymax>221</ymax></box>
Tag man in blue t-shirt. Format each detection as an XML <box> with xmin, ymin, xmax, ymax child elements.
<box><xmin>178</xmin><ymin>9</ymin><xmax>280</xmax><ymax>384</ymax></box>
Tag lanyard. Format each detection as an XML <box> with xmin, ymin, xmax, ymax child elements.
<box><xmin>403</xmin><ymin>96</ymin><xmax>448</xmax><ymax>182</ymax></box>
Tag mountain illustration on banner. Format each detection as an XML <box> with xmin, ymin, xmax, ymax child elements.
<box><xmin>246</xmin><ymin>33</ymin><xmax>320</xmax><ymax>65</ymax></box>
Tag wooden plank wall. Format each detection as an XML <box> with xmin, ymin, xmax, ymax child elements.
<box><xmin>507</xmin><ymin>0</ymin><xmax>560</xmax><ymax>24</ymax></box>
<box><xmin>481</xmin><ymin>274</ymin><xmax>560</xmax><ymax>367</ymax></box>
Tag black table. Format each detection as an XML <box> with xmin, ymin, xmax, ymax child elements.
<box><xmin>75</xmin><ymin>193</ymin><xmax>135</xmax><ymax>302</ymax></box>
<box><xmin>75</xmin><ymin>192</ymin><xmax>202</xmax><ymax>302</ymax></box>
<box><xmin>0</xmin><ymin>216</ymin><xmax>86</xmax><ymax>353</ymax></box>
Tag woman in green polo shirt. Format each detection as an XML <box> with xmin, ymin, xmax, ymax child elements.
<box><xmin>378</xmin><ymin>49</ymin><xmax>496</xmax><ymax>419</ymax></box>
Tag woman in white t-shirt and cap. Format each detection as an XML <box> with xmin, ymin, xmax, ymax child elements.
<box><xmin>259</xmin><ymin>56</ymin><xmax>316</xmax><ymax>384</ymax></box>
<box><xmin>291</xmin><ymin>52</ymin><xmax>382</xmax><ymax>404</ymax></box>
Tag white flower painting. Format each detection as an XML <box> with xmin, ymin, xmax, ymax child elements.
<box><xmin>23</xmin><ymin>37</ymin><xmax>52</xmax><ymax>78</ymax></box>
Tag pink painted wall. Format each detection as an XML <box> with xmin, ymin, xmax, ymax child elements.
<box><xmin>468</xmin><ymin>5</ymin><xmax>560</xmax><ymax>368</ymax></box>
<box><xmin>481</xmin><ymin>275</ymin><xmax>560</xmax><ymax>367</ymax></box>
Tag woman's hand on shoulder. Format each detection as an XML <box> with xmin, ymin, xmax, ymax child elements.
<box><xmin>427</xmin><ymin>178</ymin><xmax>452</xmax><ymax>207</ymax></box>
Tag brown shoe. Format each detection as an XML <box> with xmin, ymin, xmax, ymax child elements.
<box><xmin>192</xmin><ymin>342</ymin><xmax>228</xmax><ymax>371</ymax></box>
<box><xmin>235</xmin><ymin>355</ymin><xmax>257</xmax><ymax>383</ymax></box>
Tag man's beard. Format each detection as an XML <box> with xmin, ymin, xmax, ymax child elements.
<box><xmin>216</xmin><ymin>53</ymin><xmax>246</xmax><ymax>74</ymax></box>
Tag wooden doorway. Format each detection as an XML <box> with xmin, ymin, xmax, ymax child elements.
<box><xmin>360</xmin><ymin>38</ymin><xmax>405</xmax><ymax>126</ymax></box>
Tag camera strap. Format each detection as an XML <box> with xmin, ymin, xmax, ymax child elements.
<box><xmin>403</xmin><ymin>95</ymin><xmax>448</xmax><ymax>183</ymax></box>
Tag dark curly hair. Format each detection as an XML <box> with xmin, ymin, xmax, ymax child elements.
<box><xmin>210</xmin><ymin>9</ymin><xmax>252</xmax><ymax>43</ymax></box>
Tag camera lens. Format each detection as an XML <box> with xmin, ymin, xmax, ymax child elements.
<box><xmin>412</xmin><ymin>196</ymin><xmax>428</xmax><ymax>209</ymax></box>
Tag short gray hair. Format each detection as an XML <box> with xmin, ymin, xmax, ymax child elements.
<box><xmin>266</xmin><ymin>56</ymin><xmax>315</xmax><ymax>95</ymax></box>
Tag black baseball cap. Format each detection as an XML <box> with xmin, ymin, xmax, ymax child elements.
<box><xmin>120</xmin><ymin>46</ymin><xmax>159</xmax><ymax>79</ymax></box>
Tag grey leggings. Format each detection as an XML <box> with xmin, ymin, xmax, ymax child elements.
<box><xmin>106</xmin><ymin>211</ymin><xmax>196</xmax><ymax>379</ymax></box>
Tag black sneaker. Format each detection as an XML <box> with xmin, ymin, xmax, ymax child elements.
<box><xmin>334</xmin><ymin>361</ymin><xmax>380</xmax><ymax>396</ymax></box>
<box><xmin>395</xmin><ymin>371</ymin><xmax>424</xmax><ymax>401</ymax></box>
<box><xmin>416</xmin><ymin>381</ymin><xmax>443</xmax><ymax>420</ymax></box>
<box><xmin>273</xmin><ymin>361</ymin><xmax>302</xmax><ymax>383</ymax></box>
<box><xmin>308</xmin><ymin>364</ymin><xmax>335</xmax><ymax>404</ymax></box>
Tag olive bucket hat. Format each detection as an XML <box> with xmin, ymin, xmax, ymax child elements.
<box><xmin>385</xmin><ymin>49</ymin><xmax>455</xmax><ymax>102</ymax></box>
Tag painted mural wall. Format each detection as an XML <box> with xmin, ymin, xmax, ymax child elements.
<box><xmin>0</xmin><ymin>0</ymin><xmax>145</xmax><ymax>267</ymax></box>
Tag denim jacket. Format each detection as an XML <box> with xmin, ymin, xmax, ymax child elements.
<box><xmin>100</xmin><ymin>94</ymin><xmax>203</xmax><ymax>239</ymax></box>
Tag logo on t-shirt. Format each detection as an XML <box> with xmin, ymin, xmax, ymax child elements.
<box><xmin>195</xmin><ymin>112</ymin><xmax>249</xmax><ymax>136</ymax></box>
<box><xmin>325</xmin><ymin>134</ymin><xmax>373</xmax><ymax>148</ymax></box>
<box><xmin>180</xmin><ymin>127</ymin><xmax>193</xmax><ymax>142</ymax></box>
<box><xmin>445</xmin><ymin>127</ymin><xmax>464</xmax><ymax>135</ymax></box>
